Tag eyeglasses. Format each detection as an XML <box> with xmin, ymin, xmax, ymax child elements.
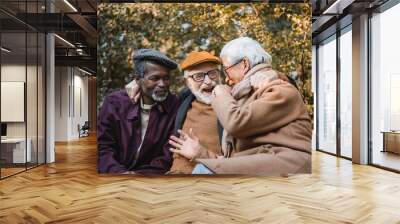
<box><xmin>187</xmin><ymin>69</ymin><xmax>221</xmax><ymax>82</ymax></box>
<box><xmin>223</xmin><ymin>59</ymin><xmax>243</xmax><ymax>73</ymax></box>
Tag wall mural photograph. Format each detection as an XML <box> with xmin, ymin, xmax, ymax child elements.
<box><xmin>97</xmin><ymin>3</ymin><xmax>313</xmax><ymax>175</ymax></box>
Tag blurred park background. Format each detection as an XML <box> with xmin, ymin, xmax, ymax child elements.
<box><xmin>97</xmin><ymin>3</ymin><xmax>313</xmax><ymax>117</ymax></box>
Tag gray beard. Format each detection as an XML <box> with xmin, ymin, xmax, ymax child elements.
<box><xmin>152</xmin><ymin>92</ymin><xmax>169</xmax><ymax>102</ymax></box>
<box><xmin>191</xmin><ymin>89</ymin><xmax>212</xmax><ymax>105</ymax></box>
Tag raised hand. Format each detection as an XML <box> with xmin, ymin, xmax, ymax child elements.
<box><xmin>212</xmin><ymin>84</ymin><xmax>232</xmax><ymax>98</ymax></box>
<box><xmin>169</xmin><ymin>129</ymin><xmax>204</xmax><ymax>160</ymax></box>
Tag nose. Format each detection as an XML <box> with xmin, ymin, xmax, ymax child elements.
<box><xmin>225</xmin><ymin>77</ymin><xmax>231</xmax><ymax>84</ymax></box>
<box><xmin>203</xmin><ymin>75</ymin><xmax>212</xmax><ymax>85</ymax></box>
<box><xmin>158</xmin><ymin>79</ymin><xmax>167</xmax><ymax>88</ymax></box>
<box><xmin>225</xmin><ymin>77</ymin><xmax>234</xmax><ymax>86</ymax></box>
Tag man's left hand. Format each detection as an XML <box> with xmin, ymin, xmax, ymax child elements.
<box><xmin>169</xmin><ymin>129</ymin><xmax>204</xmax><ymax>160</ymax></box>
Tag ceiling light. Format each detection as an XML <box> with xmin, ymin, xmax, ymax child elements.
<box><xmin>54</xmin><ymin>34</ymin><xmax>75</xmax><ymax>48</ymax></box>
<box><xmin>63</xmin><ymin>0</ymin><xmax>78</xmax><ymax>12</ymax></box>
<box><xmin>76</xmin><ymin>48</ymin><xmax>85</xmax><ymax>55</ymax></box>
<box><xmin>322</xmin><ymin>0</ymin><xmax>355</xmax><ymax>15</ymax></box>
<box><xmin>1</xmin><ymin>47</ymin><xmax>11</xmax><ymax>53</ymax></box>
<box><xmin>78</xmin><ymin>67</ymin><xmax>93</xmax><ymax>76</ymax></box>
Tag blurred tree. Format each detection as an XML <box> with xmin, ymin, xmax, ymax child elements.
<box><xmin>98</xmin><ymin>3</ymin><xmax>313</xmax><ymax>117</ymax></box>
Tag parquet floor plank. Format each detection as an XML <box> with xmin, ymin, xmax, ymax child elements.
<box><xmin>0</xmin><ymin>135</ymin><xmax>399</xmax><ymax>223</ymax></box>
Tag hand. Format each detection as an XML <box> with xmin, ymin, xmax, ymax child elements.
<box><xmin>169</xmin><ymin>129</ymin><xmax>204</xmax><ymax>160</ymax></box>
<box><xmin>125</xmin><ymin>79</ymin><xmax>141</xmax><ymax>103</ymax></box>
<box><xmin>212</xmin><ymin>85</ymin><xmax>231</xmax><ymax>98</ymax></box>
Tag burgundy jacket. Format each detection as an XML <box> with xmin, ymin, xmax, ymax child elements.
<box><xmin>97</xmin><ymin>90</ymin><xmax>179</xmax><ymax>174</ymax></box>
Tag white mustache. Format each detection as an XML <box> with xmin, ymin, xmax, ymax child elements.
<box><xmin>191</xmin><ymin>89</ymin><xmax>212</xmax><ymax>105</ymax></box>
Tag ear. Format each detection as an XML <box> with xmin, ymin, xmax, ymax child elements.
<box><xmin>225</xmin><ymin>76</ymin><xmax>230</xmax><ymax>84</ymax></box>
<box><xmin>182</xmin><ymin>76</ymin><xmax>189</xmax><ymax>87</ymax></box>
<box><xmin>183</xmin><ymin>72</ymin><xmax>191</xmax><ymax>86</ymax></box>
<box><xmin>243</xmin><ymin>57</ymin><xmax>251</xmax><ymax>70</ymax></box>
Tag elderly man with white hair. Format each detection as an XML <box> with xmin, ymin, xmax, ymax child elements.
<box><xmin>170</xmin><ymin>37</ymin><xmax>312</xmax><ymax>175</ymax></box>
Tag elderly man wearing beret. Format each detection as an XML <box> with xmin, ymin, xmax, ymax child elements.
<box><xmin>126</xmin><ymin>51</ymin><xmax>225</xmax><ymax>174</ymax></box>
<box><xmin>97</xmin><ymin>49</ymin><xmax>180</xmax><ymax>174</ymax></box>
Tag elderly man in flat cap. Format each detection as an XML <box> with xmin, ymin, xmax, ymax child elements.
<box><xmin>97</xmin><ymin>49</ymin><xmax>180</xmax><ymax>174</ymax></box>
<box><xmin>169</xmin><ymin>37</ymin><xmax>312</xmax><ymax>175</ymax></box>
<box><xmin>167</xmin><ymin>51</ymin><xmax>225</xmax><ymax>174</ymax></box>
<box><xmin>126</xmin><ymin>51</ymin><xmax>224</xmax><ymax>174</ymax></box>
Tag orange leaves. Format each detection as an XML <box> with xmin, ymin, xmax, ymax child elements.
<box><xmin>98</xmin><ymin>3</ymin><xmax>313</xmax><ymax>115</ymax></box>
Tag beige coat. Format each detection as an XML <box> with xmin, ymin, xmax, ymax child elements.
<box><xmin>197</xmin><ymin>64</ymin><xmax>312</xmax><ymax>175</ymax></box>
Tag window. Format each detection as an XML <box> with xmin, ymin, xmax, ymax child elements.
<box><xmin>370</xmin><ymin>3</ymin><xmax>400</xmax><ymax>171</ymax></box>
<box><xmin>339</xmin><ymin>27</ymin><xmax>352</xmax><ymax>158</ymax></box>
<box><xmin>0</xmin><ymin>1</ymin><xmax>47</xmax><ymax>179</ymax></box>
<box><xmin>317</xmin><ymin>35</ymin><xmax>337</xmax><ymax>154</ymax></box>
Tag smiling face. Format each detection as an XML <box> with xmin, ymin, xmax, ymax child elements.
<box><xmin>139</xmin><ymin>62</ymin><xmax>171</xmax><ymax>103</ymax></box>
<box><xmin>184</xmin><ymin>62</ymin><xmax>221</xmax><ymax>105</ymax></box>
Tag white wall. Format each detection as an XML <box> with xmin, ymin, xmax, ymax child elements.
<box><xmin>1</xmin><ymin>63</ymin><xmax>46</xmax><ymax>164</ymax></box>
<box><xmin>54</xmin><ymin>66</ymin><xmax>89</xmax><ymax>141</ymax></box>
<box><xmin>1</xmin><ymin>65</ymin><xmax>26</xmax><ymax>142</ymax></box>
<box><xmin>72</xmin><ymin>72</ymin><xmax>89</xmax><ymax>138</ymax></box>
<box><xmin>1</xmin><ymin>65</ymin><xmax>39</xmax><ymax>138</ymax></box>
<box><xmin>55</xmin><ymin>66</ymin><xmax>69</xmax><ymax>141</ymax></box>
<box><xmin>1</xmin><ymin>65</ymin><xmax>26</xmax><ymax>133</ymax></box>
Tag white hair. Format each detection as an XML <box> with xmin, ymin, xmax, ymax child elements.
<box><xmin>220</xmin><ymin>37</ymin><xmax>272</xmax><ymax>68</ymax></box>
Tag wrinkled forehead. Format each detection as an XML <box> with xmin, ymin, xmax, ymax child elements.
<box><xmin>184</xmin><ymin>62</ymin><xmax>220</xmax><ymax>76</ymax></box>
<box><xmin>143</xmin><ymin>62</ymin><xmax>170</xmax><ymax>78</ymax></box>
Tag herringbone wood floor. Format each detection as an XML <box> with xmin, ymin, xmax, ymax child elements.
<box><xmin>1</xmin><ymin>135</ymin><xmax>400</xmax><ymax>224</ymax></box>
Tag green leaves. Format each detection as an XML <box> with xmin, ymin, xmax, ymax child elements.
<box><xmin>98</xmin><ymin>3</ymin><xmax>313</xmax><ymax>117</ymax></box>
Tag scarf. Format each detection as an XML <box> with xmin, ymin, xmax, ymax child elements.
<box><xmin>222</xmin><ymin>63</ymin><xmax>278</xmax><ymax>157</ymax></box>
<box><xmin>231</xmin><ymin>63</ymin><xmax>277</xmax><ymax>100</ymax></box>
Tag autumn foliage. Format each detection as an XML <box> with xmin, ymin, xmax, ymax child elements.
<box><xmin>98</xmin><ymin>3</ymin><xmax>313</xmax><ymax>117</ymax></box>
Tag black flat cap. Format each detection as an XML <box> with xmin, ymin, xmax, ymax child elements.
<box><xmin>133</xmin><ymin>49</ymin><xmax>177</xmax><ymax>70</ymax></box>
